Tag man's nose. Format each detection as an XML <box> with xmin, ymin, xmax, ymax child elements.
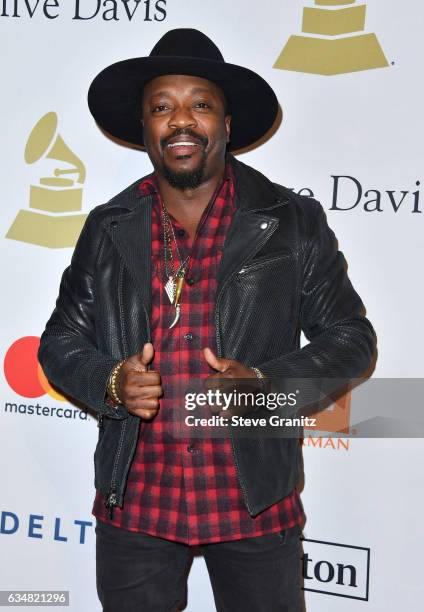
<box><xmin>168</xmin><ymin>106</ymin><xmax>197</xmax><ymax>130</ymax></box>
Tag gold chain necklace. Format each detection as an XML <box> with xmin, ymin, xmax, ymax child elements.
<box><xmin>161</xmin><ymin>199</ymin><xmax>190</xmax><ymax>328</ymax></box>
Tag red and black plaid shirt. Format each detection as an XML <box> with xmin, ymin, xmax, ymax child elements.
<box><xmin>93</xmin><ymin>163</ymin><xmax>304</xmax><ymax>544</ymax></box>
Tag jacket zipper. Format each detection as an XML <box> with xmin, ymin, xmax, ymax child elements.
<box><xmin>105</xmin><ymin>258</ymin><xmax>129</xmax><ymax>519</ymax></box>
<box><xmin>104</xmin><ymin>252</ymin><xmax>152</xmax><ymax>518</ymax></box>
<box><xmin>105</xmin><ymin>418</ymin><xmax>127</xmax><ymax>518</ymax></box>
<box><xmin>215</xmin><ymin>271</ymin><xmax>254</xmax><ymax>515</ymax></box>
<box><xmin>118</xmin><ymin>304</ymin><xmax>152</xmax><ymax>508</ymax></box>
<box><xmin>214</xmin><ymin>217</ymin><xmax>279</xmax><ymax>515</ymax></box>
<box><xmin>237</xmin><ymin>252</ymin><xmax>292</xmax><ymax>275</ymax></box>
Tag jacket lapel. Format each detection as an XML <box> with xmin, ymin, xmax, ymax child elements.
<box><xmin>216</xmin><ymin>155</ymin><xmax>290</xmax><ymax>295</ymax></box>
<box><xmin>104</xmin><ymin>195</ymin><xmax>152</xmax><ymax>311</ymax></box>
<box><xmin>216</xmin><ymin>209</ymin><xmax>279</xmax><ymax>295</ymax></box>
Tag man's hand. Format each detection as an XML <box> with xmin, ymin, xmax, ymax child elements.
<box><xmin>203</xmin><ymin>347</ymin><xmax>256</xmax><ymax>380</ymax></box>
<box><xmin>115</xmin><ymin>343</ymin><xmax>163</xmax><ymax>420</ymax></box>
<box><xmin>203</xmin><ymin>347</ymin><xmax>260</xmax><ymax>418</ymax></box>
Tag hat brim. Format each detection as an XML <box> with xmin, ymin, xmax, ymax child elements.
<box><xmin>87</xmin><ymin>56</ymin><xmax>279</xmax><ymax>151</ymax></box>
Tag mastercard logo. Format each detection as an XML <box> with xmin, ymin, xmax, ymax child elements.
<box><xmin>4</xmin><ymin>336</ymin><xmax>66</xmax><ymax>401</ymax></box>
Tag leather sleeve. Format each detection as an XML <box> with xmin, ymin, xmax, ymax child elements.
<box><xmin>38</xmin><ymin>209</ymin><xmax>129</xmax><ymax>419</ymax></box>
<box><xmin>257</xmin><ymin>200</ymin><xmax>377</xmax><ymax>383</ymax></box>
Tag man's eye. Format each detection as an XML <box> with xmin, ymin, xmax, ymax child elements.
<box><xmin>153</xmin><ymin>105</ymin><xmax>168</xmax><ymax>112</ymax></box>
<box><xmin>195</xmin><ymin>102</ymin><xmax>210</xmax><ymax>109</ymax></box>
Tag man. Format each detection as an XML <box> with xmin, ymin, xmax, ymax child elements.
<box><xmin>38</xmin><ymin>28</ymin><xmax>376</xmax><ymax>611</ymax></box>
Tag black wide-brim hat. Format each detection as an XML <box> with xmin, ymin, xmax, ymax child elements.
<box><xmin>87</xmin><ymin>28</ymin><xmax>279</xmax><ymax>151</ymax></box>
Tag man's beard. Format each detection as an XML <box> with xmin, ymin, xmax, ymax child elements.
<box><xmin>160</xmin><ymin>128</ymin><xmax>209</xmax><ymax>190</ymax></box>
<box><xmin>162</xmin><ymin>151</ymin><xmax>207</xmax><ymax>190</ymax></box>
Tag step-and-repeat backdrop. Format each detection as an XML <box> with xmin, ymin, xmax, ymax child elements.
<box><xmin>1</xmin><ymin>1</ymin><xmax>423</xmax><ymax>610</ymax></box>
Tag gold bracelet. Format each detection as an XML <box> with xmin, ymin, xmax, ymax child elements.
<box><xmin>251</xmin><ymin>367</ymin><xmax>265</xmax><ymax>379</ymax></box>
<box><xmin>107</xmin><ymin>360</ymin><xmax>125</xmax><ymax>405</ymax></box>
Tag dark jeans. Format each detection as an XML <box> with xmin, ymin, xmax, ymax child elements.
<box><xmin>96</xmin><ymin>519</ymin><xmax>304</xmax><ymax>612</ymax></box>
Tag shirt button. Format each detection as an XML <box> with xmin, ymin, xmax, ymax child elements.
<box><xmin>187</xmin><ymin>445</ymin><xmax>196</xmax><ymax>453</ymax></box>
<box><xmin>177</xmin><ymin>229</ymin><xmax>185</xmax><ymax>237</ymax></box>
<box><xmin>184</xmin><ymin>332</ymin><xmax>194</xmax><ymax>341</ymax></box>
<box><xmin>186</xmin><ymin>278</ymin><xmax>195</xmax><ymax>286</ymax></box>
<box><xmin>260</xmin><ymin>221</ymin><xmax>268</xmax><ymax>230</ymax></box>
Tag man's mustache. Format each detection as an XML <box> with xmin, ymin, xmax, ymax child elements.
<box><xmin>161</xmin><ymin>129</ymin><xmax>208</xmax><ymax>149</ymax></box>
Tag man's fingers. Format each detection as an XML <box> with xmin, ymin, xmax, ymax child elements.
<box><xmin>138</xmin><ymin>384</ymin><xmax>163</xmax><ymax>398</ymax></box>
<box><xmin>126</xmin><ymin>385</ymin><xmax>163</xmax><ymax>400</ymax></box>
<box><xmin>126</xmin><ymin>370</ymin><xmax>161</xmax><ymax>387</ymax></box>
<box><xmin>129</xmin><ymin>408</ymin><xmax>158</xmax><ymax>420</ymax></box>
<box><xmin>134</xmin><ymin>410</ymin><xmax>157</xmax><ymax>420</ymax></box>
<box><xmin>138</xmin><ymin>342</ymin><xmax>155</xmax><ymax>367</ymax></box>
<box><xmin>125</xmin><ymin>343</ymin><xmax>155</xmax><ymax>373</ymax></box>
<box><xmin>203</xmin><ymin>347</ymin><xmax>231</xmax><ymax>372</ymax></box>
<box><xmin>127</xmin><ymin>398</ymin><xmax>160</xmax><ymax>420</ymax></box>
<box><xmin>127</xmin><ymin>396</ymin><xmax>159</xmax><ymax>410</ymax></box>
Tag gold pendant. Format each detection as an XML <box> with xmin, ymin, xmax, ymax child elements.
<box><xmin>173</xmin><ymin>275</ymin><xmax>184</xmax><ymax>306</ymax></box>
<box><xmin>167</xmin><ymin>275</ymin><xmax>185</xmax><ymax>329</ymax></box>
<box><xmin>165</xmin><ymin>271</ymin><xmax>184</xmax><ymax>329</ymax></box>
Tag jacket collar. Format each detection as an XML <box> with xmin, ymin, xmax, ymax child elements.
<box><xmin>228</xmin><ymin>154</ymin><xmax>291</xmax><ymax>212</ymax></box>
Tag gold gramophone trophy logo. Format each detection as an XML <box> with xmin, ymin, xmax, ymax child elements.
<box><xmin>6</xmin><ymin>112</ymin><xmax>87</xmax><ymax>248</ymax></box>
<box><xmin>274</xmin><ymin>0</ymin><xmax>389</xmax><ymax>76</ymax></box>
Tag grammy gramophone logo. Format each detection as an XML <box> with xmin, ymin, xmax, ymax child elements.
<box><xmin>274</xmin><ymin>0</ymin><xmax>389</xmax><ymax>76</ymax></box>
<box><xmin>6</xmin><ymin>112</ymin><xmax>87</xmax><ymax>248</ymax></box>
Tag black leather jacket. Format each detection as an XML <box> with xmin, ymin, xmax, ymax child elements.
<box><xmin>38</xmin><ymin>154</ymin><xmax>376</xmax><ymax>518</ymax></box>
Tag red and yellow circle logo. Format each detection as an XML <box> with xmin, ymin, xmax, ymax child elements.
<box><xmin>4</xmin><ymin>336</ymin><xmax>66</xmax><ymax>401</ymax></box>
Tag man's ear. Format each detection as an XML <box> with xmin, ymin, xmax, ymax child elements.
<box><xmin>225</xmin><ymin>115</ymin><xmax>232</xmax><ymax>143</ymax></box>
